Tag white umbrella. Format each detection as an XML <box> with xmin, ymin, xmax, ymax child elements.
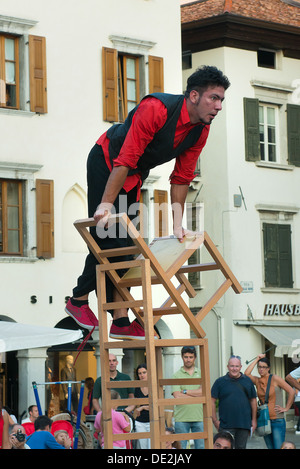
<box><xmin>0</xmin><ymin>321</ymin><xmax>83</xmax><ymax>352</ymax></box>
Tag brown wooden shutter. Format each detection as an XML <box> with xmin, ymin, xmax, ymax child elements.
<box><xmin>154</xmin><ymin>189</ymin><xmax>168</xmax><ymax>237</ymax></box>
<box><xmin>29</xmin><ymin>35</ymin><xmax>47</xmax><ymax>113</ymax></box>
<box><xmin>148</xmin><ymin>56</ymin><xmax>164</xmax><ymax>93</ymax></box>
<box><xmin>36</xmin><ymin>179</ymin><xmax>54</xmax><ymax>258</ymax></box>
<box><xmin>102</xmin><ymin>47</ymin><xmax>118</xmax><ymax>122</ymax></box>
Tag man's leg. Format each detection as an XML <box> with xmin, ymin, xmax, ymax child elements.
<box><xmin>191</xmin><ymin>421</ymin><xmax>204</xmax><ymax>449</ymax></box>
<box><xmin>174</xmin><ymin>421</ymin><xmax>190</xmax><ymax>449</ymax></box>
<box><xmin>66</xmin><ymin>144</ymin><xmax>144</xmax><ymax>338</ymax></box>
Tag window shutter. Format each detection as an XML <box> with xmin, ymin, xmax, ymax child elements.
<box><xmin>278</xmin><ymin>224</ymin><xmax>293</xmax><ymax>288</ymax></box>
<box><xmin>287</xmin><ymin>104</ymin><xmax>300</xmax><ymax>167</ymax></box>
<box><xmin>29</xmin><ymin>35</ymin><xmax>47</xmax><ymax>113</ymax></box>
<box><xmin>244</xmin><ymin>98</ymin><xmax>260</xmax><ymax>161</ymax></box>
<box><xmin>148</xmin><ymin>56</ymin><xmax>164</xmax><ymax>93</ymax></box>
<box><xmin>102</xmin><ymin>47</ymin><xmax>118</xmax><ymax>122</ymax></box>
<box><xmin>263</xmin><ymin>223</ymin><xmax>279</xmax><ymax>287</ymax></box>
<box><xmin>154</xmin><ymin>189</ymin><xmax>168</xmax><ymax>237</ymax></box>
<box><xmin>36</xmin><ymin>179</ymin><xmax>54</xmax><ymax>259</ymax></box>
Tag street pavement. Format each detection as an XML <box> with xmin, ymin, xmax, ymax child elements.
<box><xmin>246</xmin><ymin>428</ymin><xmax>300</xmax><ymax>449</ymax></box>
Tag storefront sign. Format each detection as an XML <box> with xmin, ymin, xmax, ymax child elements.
<box><xmin>264</xmin><ymin>304</ymin><xmax>300</xmax><ymax>316</ymax></box>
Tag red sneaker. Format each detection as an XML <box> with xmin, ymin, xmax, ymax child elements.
<box><xmin>109</xmin><ymin>320</ymin><xmax>158</xmax><ymax>340</ymax></box>
<box><xmin>65</xmin><ymin>299</ymin><xmax>99</xmax><ymax>331</ymax></box>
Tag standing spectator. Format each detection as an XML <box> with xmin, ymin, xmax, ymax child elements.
<box><xmin>245</xmin><ymin>354</ymin><xmax>294</xmax><ymax>449</ymax></box>
<box><xmin>211</xmin><ymin>356</ymin><xmax>257</xmax><ymax>449</ymax></box>
<box><xmin>92</xmin><ymin>354</ymin><xmax>134</xmax><ymax>413</ymax></box>
<box><xmin>94</xmin><ymin>390</ymin><xmax>131</xmax><ymax>449</ymax></box>
<box><xmin>26</xmin><ymin>415</ymin><xmax>72</xmax><ymax>449</ymax></box>
<box><xmin>84</xmin><ymin>377</ymin><xmax>95</xmax><ymax>415</ymax></box>
<box><xmin>0</xmin><ymin>406</ymin><xmax>10</xmax><ymax>449</ymax></box>
<box><xmin>285</xmin><ymin>366</ymin><xmax>300</xmax><ymax>434</ymax></box>
<box><xmin>126</xmin><ymin>363</ymin><xmax>150</xmax><ymax>449</ymax></box>
<box><xmin>171</xmin><ymin>346</ymin><xmax>204</xmax><ymax>449</ymax></box>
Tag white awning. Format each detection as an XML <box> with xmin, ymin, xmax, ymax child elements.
<box><xmin>0</xmin><ymin>321</ymin><xmax>83</xmax><ymax>353</ymax></box>
<box><xmin>253</xmin><ymin>326</ymin><xmax>300</xmax><ymax>358</ymax></box>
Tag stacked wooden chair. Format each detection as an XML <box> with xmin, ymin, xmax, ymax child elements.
<box><xmin>74</xmin><ymin>213</ymin><xmax>242</xmax><ymax>449</ymax></box>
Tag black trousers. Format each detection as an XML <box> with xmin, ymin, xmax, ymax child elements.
<box><xmin>73</xmin><ymin>144</ymin><xmax>138</xmax><ymax>307</ymax></box>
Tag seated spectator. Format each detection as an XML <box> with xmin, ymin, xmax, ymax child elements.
<box><xmin>26</xmin><ymin>415</ymin><xmax>72</xmax><ymax>449</ymax></box>
<box><xmin>54</xmin><ymin>430</ymin><xmax>72</xmax><ymax>449</ymax></box>
<box><xmin>9</xmin><ymin>424</ymin><xmax>30</xmax><ymax>450</ymax></box>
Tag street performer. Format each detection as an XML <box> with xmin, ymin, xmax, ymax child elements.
<box><xmin>66</xmin><ymin>65</ymin><xmax>230</xmax><ymax>339</ymax></box>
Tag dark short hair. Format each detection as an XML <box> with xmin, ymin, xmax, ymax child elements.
<box><xmin>181</xmin><ymin>346</ymin><xmax>196</xmax><ymax>357</ymax></box>
<box><xmin>213</xmin><ymin>431</ymin><xmax>234</xmax><ymax>448</ymax></box>
<box><xmin>185</xmin><ymin>65</ymin><xmax>230</xmax><ymax>97</ymax></box>
<box><xmin>34</xmin><ymin>415</ymin><xmax>52</xmax><ymax>431</ymax></box>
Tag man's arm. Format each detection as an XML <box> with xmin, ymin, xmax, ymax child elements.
<box><xmin>211</xmin><ymin>397</ymin><xmax>219</xmax><ymax>430</ymax></box>
<box><xmin>170</xmin><ymin>183</ymin><xmax>189</xmax><ymax>242</ymax></box>
<box><xmin>94</xmin><ymin>166</ymin><xmax>129</xmax><ymax>224</ymax></box>
<box><xmin>250</xmin><ymin>398</ymin><xmax>257</xmax><ymax>432</ymax></box>
<box><xmin>286</xmin><ymin>373</ymin><xmax>300</xmax><ymax>391</ymax></box>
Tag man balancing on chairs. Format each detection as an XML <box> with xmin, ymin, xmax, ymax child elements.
<box><xmin>65</xmin><ymin>65</ymin><xmax>230</xmax><ymax>339</ymax></box>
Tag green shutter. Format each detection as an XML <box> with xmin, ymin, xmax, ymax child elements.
<box><xmin>287</xmin><ymin>104</ymin><xmax>300</xmax><ymax>167</ymax></box>
<box><xmin>263</xmin><ymin>223</ymin><xmax>293</xmax><ymax>288</ymax></box>
<box><xmin>278</xmin><ymin>224</ymin><xmax>293</xmax><ymax>288</ymax></box>
<box><xmin>263</xmin><ymin>223</ymin><xmax>279</xmax><ymax>287</ymax></box>
<box><xmin>244</xmin><ymin>98</ymin><xmax>260</xmax><ymax>162</ymax></box>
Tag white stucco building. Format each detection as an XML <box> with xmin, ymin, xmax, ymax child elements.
<box><xmin>0</xmin><ymin>0</ymin><xmax>191</xmax><ymax>418</ymax></box>
<box><xmin>181</xmin><ymin>0</ymin><xmax>300</xmax><ymax>405</ymax></box>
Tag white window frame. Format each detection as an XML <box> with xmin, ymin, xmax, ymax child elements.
<box><xmin>259</xmin><ymin>103</ymin><xmax>280</xmax><ymax>163</ymax></box>
<box><xmin>0</xmin><ymin>15</ymin><xmax>37</xmax><ymax>115</ymax></box>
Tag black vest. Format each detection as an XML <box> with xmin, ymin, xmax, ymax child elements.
<box><xmin>106</xmin><ymin>93</ymin><xmax>205</xmax><ymax>181</ymax></box>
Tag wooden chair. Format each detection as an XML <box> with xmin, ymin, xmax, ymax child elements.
<box><xmin>74</xmin><ymin>213</ymin><xmax>242</xmax><ymax>449</ymax></box>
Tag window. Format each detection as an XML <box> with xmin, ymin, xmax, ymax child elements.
<box><xmin>263</xmin><ymin>223</ymin><xmax>293</xmax><ymax>288</ymax></box>
<box><xmin>0</xmin><ymin>21</ymin><xmax>47</xmax><ymax>113</ymax></box>
<box><xmin>259</xmin><ymin>104</ymin><xmax>278</xmax><ymax>162</ymax></box>
<box><xmin>153</xmin><ymin>189</ymin><xmax>168</xmax><ymax>238</ymax></box>
<box><xmin>102</xmin><ymin>46</ymin><xmax>164</xmax><ymax>122</ymax></box>
<box><xmin>118</xmin><ymin>54</ymin><xmax>140</xmax><ymax>121</ymax></box>
<box><xmin>0</xmin><ymin>180</ymin><xmax>23</xmax><ymax>255</ymax></box>
<box><xmin>244</xmin><ymin>98</ymin><xmax>300</xmax><ymax>166</ymax></box>
<box><xmin>0</xmin><ymin>35</ymin><xmax>19</xmax><ymax>109</ymax></box>
<box><xmin>186</xmin><ymin>203</ymin><xmax>202</xmax><ymax>288</ymax></box>
<box><xmin>257</xmin><ymin>50</ymin><xmax>276</xmax><ymax>69</ymax></box>
<box><xmin>0</xmin><ymin>172</ymin><xmax>54</xmax><ymax>260</ymax></box>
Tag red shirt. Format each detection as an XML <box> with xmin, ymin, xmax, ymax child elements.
<box><xmin>96</xmin><ymin>96</ymin><xmax>209</xmax><ymax>195</ymax></box>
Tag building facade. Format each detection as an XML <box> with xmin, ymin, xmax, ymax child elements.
<box><xmin>181</xmin><ymin>0</ymin><xmax>300</xmax><ymax>413</ymax></box>
<box><xmin>0</xmin><ymin>0</ymin><xmax>191</xmax><ymax>418</ymax></box>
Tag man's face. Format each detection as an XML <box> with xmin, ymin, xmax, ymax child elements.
<box><xmin>189</xmin><ymin>86</ymin><xmax>225</xmax><ymax>125</ymax></box>
<box><xmin>31</xmin><ymin>406</ymin><xmax>39</xmax><ymax>420</ymax></box>
<box><xmin>182</xmin><ymin>352</ymin><xmax>196</xmax><ymax>369</ymax></box>
<box><xmin>227</xmin><ymin>358</ymin><xmax>242</xmax><ymax>379</ymax></box>
<box><xmin>109</xmin><ymin>355</ymin><xmax>118</xmax><ymax>372</ymax></box>
<box><xmin>213</xmin><ymin>437</ymin><xmax>232</xmax><ymax>449</ymax></box>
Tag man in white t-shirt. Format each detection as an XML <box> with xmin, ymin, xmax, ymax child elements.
<box><xmin>286</xmin><ymin>367</ymin><xmax>300</xmax><ymax>434</ymax></box>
